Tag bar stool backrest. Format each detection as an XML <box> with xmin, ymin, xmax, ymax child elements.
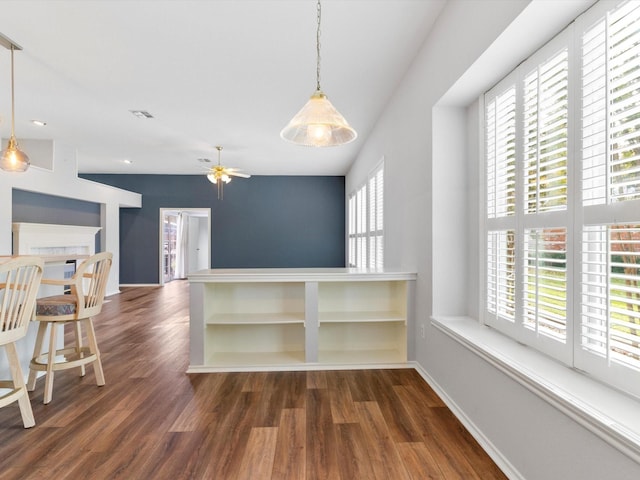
<box><xmin>0</xmin><ymin>257</ymin><xmax>44</xmax><ymax>345</ymax></box>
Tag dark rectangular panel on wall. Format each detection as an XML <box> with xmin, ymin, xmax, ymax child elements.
<box><xmin>11</xmin><ymin>189</ymin><xmax>102</xmax><ymax>252</ymax></box>
<box><xmin>12</xmin><ymin>189</ymin><xmax>101</xmax><ymax>227</ymax></box>
<box><xmin>80</xmin><ymin>174</ymin><xmax>346</xmax><ymax>284</ymax></box>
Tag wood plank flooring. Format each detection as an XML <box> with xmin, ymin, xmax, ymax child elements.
<box><xmin>0</xmin><ymin>280</ymin><xmax>507</xmax><ymax>479</ymax></box>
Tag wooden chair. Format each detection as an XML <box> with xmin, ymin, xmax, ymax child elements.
<box><xmin>0</xmin><ymin>257</ymin><xmax>43</xmax><ymax>428</ymax></box>
<box><xmin>28</xmin><ymin>252</ymin><xmax>112</xmax><ymax>404</ymax></box>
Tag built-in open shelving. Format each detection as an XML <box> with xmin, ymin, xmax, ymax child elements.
<box><xmin>317</xmin><ymin>280</ymin><xmax>407</xmax><ymax>364</ymax></box>
<box><xmin>188</xmin><ymin>268</ymin><xmax>416</xmax><ymax>372</ymax></box>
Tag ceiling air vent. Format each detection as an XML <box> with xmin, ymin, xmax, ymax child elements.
<box><xmin>129</xmin><ymin>110</ymin><xmax>154</xmax><ymax>119</ymax></box>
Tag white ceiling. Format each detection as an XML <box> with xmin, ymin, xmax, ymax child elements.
<box><xmin>0</xmin><ymin>0</ymin><xmax>446</xmax><ymax>176</ymax></box>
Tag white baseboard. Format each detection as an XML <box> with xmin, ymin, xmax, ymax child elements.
<box><xmin>410</xmin><ymin>361</ymin><xmax>524</xmax><ymax>480</ymax></box>
<box><xmin>187</xmin><ymin>362</ymin><xmax>412</xmax><ymax>374</ymax></box>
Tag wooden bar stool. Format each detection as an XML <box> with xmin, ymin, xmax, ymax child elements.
<box><xmin>28</xmin><ymin>252</ymin><xmax>112</xmax><ymax>404</ymax></box>
<box><xmin>0</xmin><ymin>257</ymin><xmax>43</xmax><ymax>428</ymax></box>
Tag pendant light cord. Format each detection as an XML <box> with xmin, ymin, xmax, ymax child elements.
<box><xmin>316</xmin><ymin>0</ymin><xmax>322</xmax><ymax>92</ymax></box>
<box><xmin>10</xmin><ymin>44</ymin><xmax>16</xmax><ymax>137</ymax></box>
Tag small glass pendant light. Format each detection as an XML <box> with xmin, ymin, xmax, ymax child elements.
<box><xmin>0</xmin><ymin>43</ymin><xmax>29</xmax><ymax>172</ymax></box>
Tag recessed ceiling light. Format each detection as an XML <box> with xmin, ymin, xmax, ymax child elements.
<box><xmin>129</xmin><ymin>110</ymin><xmax>154</xmax><ymax>119</ymax></box>
<box><xmin>31</xmin><ymin>119</ymin><xmax>47</xmax><ymax>126</ymax></box>
<box><xmin>123</xmin><ymin>159</ymin><xmax>132</xmax><ymax>164</ymax></box>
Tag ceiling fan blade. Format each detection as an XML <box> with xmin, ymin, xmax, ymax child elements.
<box><xmin>229</xmin><ymin>171</ymin><xmax>251</xmax><ymax>178</ymax></box>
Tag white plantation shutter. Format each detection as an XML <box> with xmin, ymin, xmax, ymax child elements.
<box><xmin>368</xmin><ymin>165</ymin><xmax>384</xmax><ymax>269</ymax></box>
<box><xmin>523</xmin><ymin>49</ymin><xmax>569</xmax><ymax>214</ymax></box>
<box><xmin>348</xmin><ymin>161</ymin><xmax>384</xmax><ymax>269</ymax></box>
<box><xmin>609</xmin><ymin>226</ymin><xmax>640</xmax><ymax>368</ymax></box>
<box><xmin>348</xmin><ymin>195</ymin><xmax>356</xmax><ymax>267</ymax></box>
<box><xmin>608</xmin><ymin>2</ymin><xmax>640</xmax><ymax>204</ymax></box>
<box><xmin>486</xmin><ymin>87</ymin><xmax>517</xmax><ymax>219</ymax></box>
<box><xmin>522</xmin><ymin>228</ymin><xmax>568</xmax><ymax>342</ymax></box>
<box><xmin>487</xmin><ymin>230</ymin><xmax>516</xmax><ymax>323</ymax></box>
<box><xmin>581</xmin><ymin>14</ymin><xmax>608</xmax><ymax>206</ymax></box>
<box><xmin>581</xmin><ymin>225</ymin><xmax>640</xmax><ymax>372</ymax></box>
<box><xmin>485</xmin><ymin>80</ymin><xmax>519</xmax><ymax>336</ymax></box>
<box><xmin>357</xmin><ymin>186</ymin><xmax>367</xmax><ymax>267</ymax></box>
<box><xmin>582</xmin><ymin>0</ymin><xmax>640</xmax><ymax>206</ymax></box>
<box><xmin>347</xmin><ymin>186</ymin><xmax>367</xmax><ymax>268</ymax></box>
<box><xmin>576</xmin><ymin>0</ymin><xmax>640</xmax><ymax>394</ymax></box>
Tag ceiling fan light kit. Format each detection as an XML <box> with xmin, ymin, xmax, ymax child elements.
<box><xmin>281</xmin><ymin>0</ymin><xmax>356</xmax><ymax>147</ymax></box>
<box><xmin>0</xmin><ymin>36</ymin><xmax>30</xmax><ymax>172</ymax></box>
<box><xmin>206</xmin><ymin>146</ymin><xmax>250</xmax><ymax>200</ymax></box>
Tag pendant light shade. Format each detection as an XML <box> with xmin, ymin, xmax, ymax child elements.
<box><xmin>0</xmin><ymin>42</ymin><xmax>29</xmax><ymax>172</ymax></box>
<box><xmin>281</xmin><ymin>0</ymin><xmax>356</xmax><ymax>147</ymax></box>
<box><xmin>0</xmin><ymin>136</ymin><xmax>29</xmax><ymax>172</ymax></box>
<box><xmin>280</xmin><ymin>90</ymin><xmax>356</xmax><ymax>147</ymax></box>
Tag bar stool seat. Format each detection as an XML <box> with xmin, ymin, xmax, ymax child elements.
<box><xmin>35</xmin><ymin>295</ymin><xmax>78</xmax><ymax>316</ymax></box>
<box><xmin>28</xmin><ymin>252</ymin><xmax>112</xmax><ymax>404</ymax></box>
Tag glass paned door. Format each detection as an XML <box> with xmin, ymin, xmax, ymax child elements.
<box><xmin>163</xmin><ymin>214</ymin><xmax>178</xmax><ymax>282</ymax></box>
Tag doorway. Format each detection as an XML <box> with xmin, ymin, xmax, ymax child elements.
<box><xmin>159</xmin><ymin>208</ymin><xmax>211</xmax><ymax>285</ymax></box>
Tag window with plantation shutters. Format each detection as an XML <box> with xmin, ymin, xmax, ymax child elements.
<box><xmin>483</xmin><ymin>0</ymin><xmax>640</xmax><ymax>398</ymax></box>
<box><xmin>348</xmin><ymin>161</ymin><xmax>384</xmax><ymax>269</ymax></box>
<box><xmin>577</xmin><ymin>0</ymin><xmax>640</xmax><ymax>386</ymax></box>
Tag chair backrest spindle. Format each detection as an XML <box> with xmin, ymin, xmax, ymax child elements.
<box><xmin>75</xmin><ymin>252</ymin><xmax>112</xmax><ymax>319</ymax></box>
<box><xmin>0</xmin><ymin>257</ymin><xmax>43</xmax><ymax>343</ymax></box>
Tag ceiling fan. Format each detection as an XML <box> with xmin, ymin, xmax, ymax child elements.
<box><xmin>205</xmin><ymin>146</ymin><xmax>251</xmax><ymax>199</ymax></box>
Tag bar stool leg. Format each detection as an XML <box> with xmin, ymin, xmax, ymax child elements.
<box><xmin>74</xmin><ymin>322</ymin><xmax>86</xmax><ymax>377</ymax></box>
<box><xmin>7</xmin><ymin>342</ymin><xmax>35</xmax><ymax>428</ymax></box>
<box><xmin>44</xmin><ymin>322</ymin><xmax>57</xmax><ymax>404</ymax></box>
<box><xmin>85</xmin><ymin>318</ymin><xmax>105</xmax><ymax>386</ymax></box>
<box><xmin>27</xmin><ymin>321</ymin><xmax>48</xmax><ymax>391</ymax></box>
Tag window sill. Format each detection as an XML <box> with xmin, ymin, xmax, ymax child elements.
<box><xmin>431</xmin><ymin>316</ymin><xmax>640</xmax><ymax>464</ymax></box>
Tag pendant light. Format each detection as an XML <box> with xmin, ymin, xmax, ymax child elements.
<box><xmin>280</xmin><ymin>0</ymin><xmax>357</xmax><ymax>147</ymax></box>
<box><xmin>0</xmin><ymin>42</ymin><xmax>29</xmax><ymax>172</ymax></box>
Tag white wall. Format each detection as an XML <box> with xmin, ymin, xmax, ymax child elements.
<box><xmin>347</xmin><ymin>0</ymin><xmax>640</xmax><ymax>478</ymax></box>
<box><xmin>0</xmin><ymin>140</ymin><xmax>141</xmax><ymax>296</ymax></box>
<box><xmin>0</xmin><ymin>139</ymin><xmax>141</xmax><ymax>385</ymax></box>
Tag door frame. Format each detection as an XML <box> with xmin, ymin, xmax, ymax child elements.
<box><xmin>159</xmin><ymin>208</ymin><xmax>211</xmax><ymax>286</ymax></box>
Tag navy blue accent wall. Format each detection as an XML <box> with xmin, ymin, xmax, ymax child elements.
<box><xmin>80</xmin><ymin>174</ymin><xmax>346</xmax><ymax>284</ymax></box>
<box><xmin>12</xmin><ymin>189</ymin><xmax>101</xmax><ymax>227</ymax></box>
<box><xmin>12</xmin><ymin>189</ymin><xmax>102</xmax><ymax>252</ymax></box>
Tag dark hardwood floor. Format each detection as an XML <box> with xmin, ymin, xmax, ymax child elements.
<box><xmin>0</xmin><ymin>280</ymin><xmax>507</xmax><ymax>479</ymax></box>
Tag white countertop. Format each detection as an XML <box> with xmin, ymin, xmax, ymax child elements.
<box><xmin>188</xmin><ymin>267</ymin><xmax>417</xmax><ymax>283</ymax></box>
